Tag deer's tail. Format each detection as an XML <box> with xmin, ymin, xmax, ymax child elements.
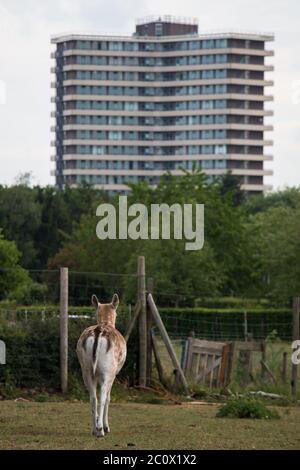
<box><xmin>91</xmin><ymin>329</ymin><xmax>101</xmax><ymax>377</ymax></box>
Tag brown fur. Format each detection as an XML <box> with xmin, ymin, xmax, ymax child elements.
<box><xmin>96</xmin><ymin>303</ymin><xmax>116</xmax><ymax>327</ymax></box>
<box><xmin>80</xmin><ymin>301</ymin><xmax>117</xmax><ymax>354</ymax></box>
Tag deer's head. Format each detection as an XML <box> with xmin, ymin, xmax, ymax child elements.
<box><xmin>91</xmin><ymin>293</ymin><xmax>119</xmax><ymax>327</ymax></box>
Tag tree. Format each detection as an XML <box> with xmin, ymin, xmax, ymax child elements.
<box><xmin>0</xmin><ymin>231</ymin><xmax>31</xmax><ymax>300</ymax></box>
<box><xmin>248</xmin><ymin>201</ymin><xmax>300</xmax><ymax>301</ymax></box>
<box><xmin>218</xmin><ymin>172</ymin><xmax>245</xmax><ymax>206</ymax></box>
<box><xmin>0</xmin><ymin>185</ymin><xmax>41</xmax><ymax>268</ymax></box>
<box><xmin>49</xmin><ymin>172</ymin><xmax>251</xmax><ymax>305</ymax></box>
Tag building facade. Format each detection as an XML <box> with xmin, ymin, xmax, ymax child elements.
<box><xmin>51</xmin><ymin>16</ymin><xmax>274</xmax><ymax>193</ymax></box>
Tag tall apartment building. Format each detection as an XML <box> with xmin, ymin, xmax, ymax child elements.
<box><xmin>51</xmin><ymin>16</ymin><xmax>274</xmax><ymax>194</ymax></box>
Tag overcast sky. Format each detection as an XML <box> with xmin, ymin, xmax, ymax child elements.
<box><xmin>0</xmin><ymin>0</ymin><xmax>299</xmax><ymax>190</ymax></box>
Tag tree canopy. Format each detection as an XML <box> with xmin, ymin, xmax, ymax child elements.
<box><xmin>1</xmin><ymin>173</ymin><xmax>300</xmax><ymax>306</ymax></box>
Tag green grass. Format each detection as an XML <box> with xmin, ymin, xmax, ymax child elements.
<box><xmin>217</xmin><ymin>397</ymin><xmax>280</xmax><ymax>420</ymax></box>
<box><xmin>0</xmin><ymin>401</ymin><xmax>299</xmax><ymax>450</ymax></box>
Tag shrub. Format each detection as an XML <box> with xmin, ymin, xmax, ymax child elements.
<box><xmin>0</xmin><ymin>312</ymin><xmax>138</xmax><ymax>395</ymax></box>
<box><xmin>10</xmin><ymin>282</ymin><xmax>48</xmax><ymax>305</ymax></box>
<box><xmin>216</xmin><ymin>397</ymin><xmax>280</xmax><ymax>420</ymax></box>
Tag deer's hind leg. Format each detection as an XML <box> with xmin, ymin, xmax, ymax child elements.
<box><xmin>81</xmin><ymin>367</ymin><xmax>99</xmax><ymax>437</ymax></box>
<box><xmin>97</xmin><ymin>375</ymin><xmax>115</xmax><ymax>437</ymax></box>
<box><xmin>103</xmin><ymin>378</ymin><xmax>115</xmax><ymax>433</ymax></box>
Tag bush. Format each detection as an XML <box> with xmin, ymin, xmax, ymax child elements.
<box><xmin>0</xmin><ymin>312</ymin><xmax>138</xmax><ymax>395</ymax></box>
<box><xmin>10</xmin><ymin>281</ymin><xmax>48</xmax><ymax>305</ymax></box>
<box><xmin>216</xmin><ymin>397</ymin><xmax>280</xmax><ymax>420</ymax></box>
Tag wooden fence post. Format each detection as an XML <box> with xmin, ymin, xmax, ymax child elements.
<box><xmin>292</xmin><ymin>296</ymin><xmax>300</xmax><ymax>399</ymax></box>
<box><xmin>261</xmin><ymin>341</ymin><xmax>267</xmax><ymax>380</ymax></box>
<box><xmin>243</xmin><ymin>311</ymin><xmax>248</xmax><ymax>339</ymax></box>
<box><xmin>146</xmin><ymin>277</ymin><xmax>154</xmax><ymax>386</ymax></box>
<box><xmin>147</xmin><ymin>293</ymin><xmax>190</xmax><ymax>396</ymax></box>
<box><xmin>225</xmin><ymin>341</ymin><xmax>236</xmax><ymax>386</ymax></box>
<box><xmin>138</xmin><ymin>256</ymin><xmax>147</xmax><ymax>387</ymax></box>
<box><xmin>60</xmin><ymin>267</ymin><xmax>68</xmax><ymax>394</ymax></box>
<box><xmin>123</xmin><ymin>300</ymin><xmax>141</xmax><ymax>343</ymax></box>
<box><xmin>282</xmin><ymin>352</ymin><xmax>288</xmax><ymax>383</ymax></box>
<box><xmin>151</xmin><ymin>329</ymin><xmax>167</xmax><ymax>388</ymax></box>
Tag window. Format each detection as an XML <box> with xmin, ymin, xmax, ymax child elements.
<box><xmin>216</xmin><ymin>69</ymin><xmax>226</xmax><ymax>78</ymax></box>
<box><xmin>187</xmin><ymin>101</ymin><xmax>198</xmax><ymax>110</ymax></box>
<box><xmin>189</xmin><ymin>56</ymin><xmax>198</xmax><ymax>65</ymax></box>
<box><xmin>202</xmin><ymin>145</ymin><xmax>213</xmax><ymax>154</ymax></box>
<box><xmin>92</xmin><ymin>146</ymin><xmax>105</xmax><ymax>155</ymax></box>
<box><xmin>202</xmin><ymin>100</ymin><xmax>214</xmax><ymax>110</ymax></box>
<box><xmin>155</xmin><ymin>23</ymin><xmax>163</xmax><ymax>36</ymax></box>
<box><xmin>216</xmin><ymin>54</ymin><xmax>227</xmax><ymax>63</ymax></box>
<box><xmin>216</xmin><ymin>39</ymin><xmax>227</xmax><ymax>49</ymax></box>
<box><xmin>203</xmin><ymin>115</ymin><xmax>214</xmax><ymax>124</ymax></box>
<box><xmin>215</xmin><ymin>130</ymin><xmax>226</xmax><ymax>139</ymax></box>
<box><xmin>188</xmin><ymin>146</ymin><xmax>199</xmax><ymax>155</ymax></box>
<box><xmin>108</xmin><ymin>131</ymin><xmax>122</xmax><ymax>140</ymax></box>
<box><xmin>202</xmin><ymin>70</ymin><xmax>214</xmax><ymax>79</ymax></box>
<box><xmin>108</xmin><ymin>102</ymin><xmax>122</xmax><ymax>111</ymax></box>
<box><xmin>202</xmin><ymin>40</ymin><xmax>214</xmax><ymax>49</ymax></box>
<box><xmin>108</xmin><ymin>116</ymin><xmax>122</xmax><ymax>125</ymax></box>
<box><xmin>189</xmin><ymin>41</ymin><xmax>200</xmax><ymax>50</ymax></box>
<box><xmin>202</xmin><ymin>55</ymin><xmax>214</xmax><ymax>64</ymax></box>
<box><xmin>215</xmin><ymin>144</ymin><xmax>226</xmax><ymax>154</ymax></box>
<box><xmin>215</xmin><ymin>100</ymin><xmax>226</xmax><ymax>109</ymax></box>
<box><xmin>202</xmin><ymin>159</ymin><xmax>213</xmax><ymax>168</ymax></box>
<box><xmin>203</xmin><ymin>85</ymin><xmax>214</xmax><ymax>94</ymax></box>
<box><xmin>216</xmin><ymin>84</ymin><xmax>227</xmax><ymax>94</ymax></box>
<box><xmin>203</xmin><ymin>130</ymin><xmax>213</xmax><ymax>139</ymax></box>
<box><xmin>108</xmin><ymin>42</ymin><xmax>123</xmax><ymax>51</ymax></box>
<box><xmin>215</xmin><ymin>115</ymin><xmax>226</xmax><ymax>124</ymax></box>
<box><xmin>215</xmin><ymin>159</ymin><xmax>227</xmax><ymax>168</ymax></box>
<box><xmin>189</xmin><ymin>131</ymin><xmax>199</xmax><ymax>140</ymax></box>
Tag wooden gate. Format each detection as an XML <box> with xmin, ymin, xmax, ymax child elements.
<box><xmin>182</xmin><ymin>337</ymin><xmax>230</xmax><ymax>388</ymax></box>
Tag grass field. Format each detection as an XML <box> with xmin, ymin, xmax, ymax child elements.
<box><xmin>0</xmin><ymin>401</ymin><xmax>300</xmax><ymax>450</ymax></box>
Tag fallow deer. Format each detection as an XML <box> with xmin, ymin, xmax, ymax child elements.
<box><xmin>76</xmin><ymin>293</ymin><xmax>126</xmax><ymax>437</ymax></box>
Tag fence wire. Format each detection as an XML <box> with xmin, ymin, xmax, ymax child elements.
<box><xmin>0</xmin><ymin>266</ymin><xmax>295</xmax><ymax>343</ymax></box>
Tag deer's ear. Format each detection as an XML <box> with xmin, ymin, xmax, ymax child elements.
<box><xmin>91</xmin><ymin>294</ymin><xmax>99</xmax><ymax>309</ymax></box>
<box><xmin>111</xmin><ymin>293</ymin><xmax>119</xmax><ymax>310</ymax></box>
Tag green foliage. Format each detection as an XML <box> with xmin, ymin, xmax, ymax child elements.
<box><xmin>0</xmin><ymin>185</ymin><xmax>41</xmax><ymax>268</ymax></box>
<box><xmin>0</xmin><ymin>232</ymin><xmax>31</xmax><ymax>301</ymax></box>
<box><xmin>0</xmin><ymin>183</ymin><xmax>106</xmax><ymax>269</ymax></box>
<box><xmin>217</xmin><ymin>397</ymin><xmax>280</xmax><ymax>419</ymax></box>
<box><xmin>35</xmin><ymin>392</ymin><xmax>49</xmax><ymax>403</ymax></box>
<box><xmin>9</xmin><ymin>281</ymin><xmax>48</xmax><ymax>305</ymax></box>
<box><xmin>266</xmin><ymin>329</ymin><xmax>280</xmax><ymax>343</ymax></box>
<box><xmin>1</xmin><ymin>176</ymin><xmax>300</xmax><ymax>306</ymax></box>
<box><xmin>0</xmin><ymin>313</ymin><xmax>137</xmax><ymax>395</ymax></box>
<box><xmin>49</xmin><ymin>172</ymin><xmax>251</xmax><ymax>304</ymax></box>
<box><xmin>247</xmin><ymin>199</ymin><xmax>300</xmax><ymax>301</ymax></box>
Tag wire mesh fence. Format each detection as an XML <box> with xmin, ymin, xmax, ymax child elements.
<box><xmin>0</xmin><ymin>266</ymin><xmax>298</xmax><ymax>395</ymax></box>
<box><xmin>0</xmin><ymin>266</ymin><xmax>294</xmax><ymax>342</ymax></box>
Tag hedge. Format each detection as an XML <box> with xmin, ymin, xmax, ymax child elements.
<box><xmin>0</xmin><ymin>312</ymin><xmax>138</xmax><ymax>393</ymax></box>
<box><xmin>0</xmin><ymin>304</ymin><xmax>293</xmax><ymax>392</ymax></box>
